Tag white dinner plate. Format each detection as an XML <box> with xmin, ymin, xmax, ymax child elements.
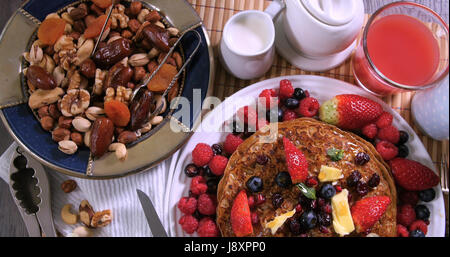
<box><xmin>164</xmin><ymin>75</ymin><xmax>446</xmax><ymax>237</ymax></box>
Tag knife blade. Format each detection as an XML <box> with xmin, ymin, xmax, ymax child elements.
<box><xmin>136</xmin><ymin>189</ymin><xmax>168</xmax><ymax>237</ymax></box>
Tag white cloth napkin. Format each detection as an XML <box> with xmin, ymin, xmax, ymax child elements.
<box><xmin>0</xmin><ymin>142</ymin><xmax>178</xmax><ymax>237</ymax></box>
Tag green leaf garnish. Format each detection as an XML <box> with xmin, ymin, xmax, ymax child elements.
<box><xmin>297</xmin><ymin>183</ymin><xmax>316</xmax><ymax>200</ymax></box>
<box><xmin>327</xmin><ymin>148</ymin><xmax>344</xmax><ymax>161</ymax></box>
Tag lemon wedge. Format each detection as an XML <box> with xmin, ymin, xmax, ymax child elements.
<box><xmin>331</xmin><ymin>189</ymin><xmax>355</xmax><ymax>236</ymax></box>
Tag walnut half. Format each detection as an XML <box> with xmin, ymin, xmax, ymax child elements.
<box><xmin>60</xmin><ymin>89</ymin><xmax>90</xmax><ymax>117</ymax></box>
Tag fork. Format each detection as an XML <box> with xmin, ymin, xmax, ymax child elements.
<box><xmin>441</xmin><ymin>152</ymin><xmax>449</xmax><ymax>235</ymax></box>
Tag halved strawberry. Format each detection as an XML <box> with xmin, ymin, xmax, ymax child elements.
<box><xmin>231</xmin><ymin>190</ymin><xmax>253</xmax><ymax>237</ymax></box>
<box><xmin>351</xmin><ymin>196</ymin><xmax>391</xmax><ymax>233</ymax></box>
<box><xmin>319</xmin><ymin>94</ymin><xmax>383</xmax><ymax>130</ymax></box>
<box><xmin>389</xmin><ymin>158</ymin><xmax>440</xmax><ymax>191</ymax></box>
<box><xmin>282</xmin><ymin>137</ymin><xmax>308</xmax><ymax>183</ymax></box>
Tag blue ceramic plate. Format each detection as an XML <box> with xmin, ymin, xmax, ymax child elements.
<box><xmin>0</xmin><ymin>0</ymin><xmax>214</xmax><ymax>178</ymax></box>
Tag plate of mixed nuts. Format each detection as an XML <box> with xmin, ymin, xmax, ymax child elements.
<box><xmin>0</xmin><ymin>0</ymin><xmax>214</xmax><ymax>178</ymax></box>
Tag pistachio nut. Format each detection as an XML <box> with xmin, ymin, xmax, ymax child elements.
<box><xmin>72</xmin><ymin>116</ymin><xmax>92</xmax><ymax>132</ymax></box>
<box><xmin>58</xmin><ymin>140</ymin><xmax>78</xmax><ymax>155</ymax></box>
<box><xmin>128</xmin><ymin>53</ymin><xmax>150</xmax><ymax>67</ymax></box>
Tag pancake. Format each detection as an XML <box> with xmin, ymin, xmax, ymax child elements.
<box><xmin>216</xmin><ymin>118</ymin><xmax>397</xmax><ymax>237</ymax></box>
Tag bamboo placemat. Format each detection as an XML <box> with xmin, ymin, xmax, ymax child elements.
<box><xmin>187</xmin><ymin>0</ymin><xmax>449</xmax><ymax>233</ymax></box>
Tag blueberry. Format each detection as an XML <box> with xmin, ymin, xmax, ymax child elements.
<box><xmin>418</xmin><ymin>188</ymin><xmax>435</xmax><ymax>202</ymax></box>
<box><xmin>204</xmin><ymin>166</ymin><xmax>216</xmax><ymax>177</ymax></box>
<box><xmin>368</xmin><ymin>174</ymin><xmax>380</xmax><ymax>188</ymax></box>
<box><xmin>293</xmin><ymin>88</ymin><xmax>307</xmax><ymax>100</ymax></box>
<box><xmin>284</xmin><ymin>98</ymin><xmax>299</xmax><ymax>109</ymax></box>
<box><xmin>299</xmin><ymin>210</ymin><xmax>317</xmax><ymax>230</ymax></box>
<box><xmin>13</xmin><ymin>155</ymin><xmax>27</xmax><ymax>170</ymax></box>
<box><xmin>397</xmin><ymin>145</ymin><xmax>409</xmax><ymax>158</ymax></box>
<box><xmin>288</xmin><ymin>218</ymin><xmax>302</xmax><ymax>235</ymax></box>
<box><xmin>184</xmin><ymin>163</ymin><xmax>199</xmax><ymax>177</ymax></box>
<box><xmin>272</xmin><ymin>193</ymin><xmax>284</xmax><ymax>208</ymax></box>
<box><xmin>409</xmin><ymin>229</ymin><xmax>425</xmax><ymax>237</ymax></box>
<box><xmin>398</xmin><ymin>131</ymin><xmax>409</xmax><ymax>145</ymax></box>
<box><xmin>246</xmin><ymin>176</ymin><xmax>263</xmax><ymax>192</ymax></box>
<box><xmin>211</xmin><ymin>144</ymin><xmax>223</xmax><ymax>155</ymax></box>
<box><xmin>266</xmin><ymin>108</ymin><xmax>283</xmax><ymax>123</ymax></box>
<box><xmin>319</xmin><ymin>184</ymin><xmax>336</xmax><ymax>199</ymax></box>
<box><xmin>275</xmin><ymin>172</ymin><xmax>292</xmax><ymax>188</ymax></box>
<box><xmin>415</xmin><ymin>205</ymin><xmax>430</xmax><ymax>221</ymax></box>
<box><xmin>347</xmin><ymin>170</ymin><xmax>362</xmax><ymax>187</ymax></box>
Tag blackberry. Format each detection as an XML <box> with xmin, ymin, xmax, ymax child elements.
<box><xmin>206</xmin><ymin>178</ymin><xmax>219</xmax><ymax>194</ymax></box>
<box><xmin>397</xmin><ymin>145</ymin><xmax>409</xmax><ymax>158</ymax></box>
<box><xmin>293</xmin><ymin>88</ymin><xmax>307</xmax><ymax>100</ymax></box>
<box><xmin>317</xmin><ymin>212</ymin><xmax>332</xmax><ymax>227</ymax></box>
<box><xmin>272</xmin><ymin>193</ymin><xmax>284</xmax><ymax>208</ymax></box>
<box><xmin>355</xmin><ymin>152</ymin><xmax>370</xmax><ymax>166</ymax></box>
<box><xmin>211</xmin><ymin>144</ymin><xmax>223</xmax><ymax>155</ymax></box>
<box><xmin>288</xmin><ymin>218</ymin><xmax>302</xmax><ymax>235</ymax></box>
<box><xmin>356</xmin><ymin>181</ymin><xmax>369</xmax><ymax>196</ymax></box>
<box><xmin>368</xmin><ymin>174</ymin><xmax>380</xmax><ymax>188</ymax></box>
<box><xmin>347</xmin><ymin>170</ymin><xmax>362</xmax><ymax>187</ymax></box>
<box><xmin>398</xmin><ymin>131</ymin><xmax>409</xmax><ymax>145</ymax></box>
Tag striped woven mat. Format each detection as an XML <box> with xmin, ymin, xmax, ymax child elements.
<box><xmin>188</xmin><ymin>0</ymin><xmax>449</xmax><ymax>169</ymax></box>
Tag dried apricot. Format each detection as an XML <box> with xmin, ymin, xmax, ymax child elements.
<box><xmin>147</xmin><ymin>64</ymin><xmax>178</xmax><ymax>92</ymax></box>
<box><xmin>104</xmin><ymin>100</ymin><xmax>131</xmax><ymax>127</ymax></box>
<box><xmin>84</xmin><ymin>15</ymin><xmax>112</xmax><ymax>39</ymax></box>
<box><xmin>92</xmin><ymin>0</ymin><xmax>112</xmax><ymax>9</ymax></box>
<box><xmin>37</xmin><ymin>18</ymin><xmax>66</xmax><ymax>45</ymax></box>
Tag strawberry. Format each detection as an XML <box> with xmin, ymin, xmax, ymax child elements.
<box><xmin>319</xmin><ymin>94</ymin><xmax>383</xmax><ymax>130</ymax></box>
<box><xmin>282</xmin><ymin>137</ymin><xmax>308</xmax><ymax>183</ymax></box>
<box><xmin>389</xmin><ymin>158</ymin><xmax>440</xmax><ymax>191</ymax></box>
<box><xmin>230</xmin><ymin>190</ymin><xmax>253</xmax><ymax>237</ymax></box>
<box><xmin>351</xmin><ymin>196</ymin><xmax>391</xmax><ymax>233</ymax></box>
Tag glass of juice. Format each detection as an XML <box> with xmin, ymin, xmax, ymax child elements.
<box><xmin>352</xmin><ymin>2</ymin><xmax>449</xmax><ymax>96</ymax></box>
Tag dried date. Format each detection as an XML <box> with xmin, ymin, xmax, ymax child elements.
<box><xmin>90</xmin><ymin>117</ymin><xmax>115</xmax><ymax>158</ymax></box>
<box><xmin>141</xmin><ymin>24</ymin><xmax>170</xmax><ymax>52</ymax></box>
<box><xmin>26</xmin><ymin>65</ymin><xmax>56</xmax><ymax>90</ymax></box>
<box><xmin>129</xmin><ymin>89</ymin><xmax>154</xmax><ymax>131</ymax></box>
<box><xmin>93</xmin><ymin>38</ymin><xmax>133</xmax><ymax>69</ymax></box>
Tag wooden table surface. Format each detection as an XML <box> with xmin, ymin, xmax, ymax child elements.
<box><xmin>0</xmin><ymin>0</ymin><xmax>448</xmax><ymax>237</ymax></box>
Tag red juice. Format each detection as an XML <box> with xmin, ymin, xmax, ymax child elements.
<box><xmin>353</xmin><ymin>14</ymin><xmax>441</xmax><ymax>95</ymax></box>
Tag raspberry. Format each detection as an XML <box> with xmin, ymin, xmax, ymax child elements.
<box><xmin>376</xmin><ymin>140</ymin><xmax>398</xmax><ymax>161</ymax></box>
<box><xmin>223</xmin><ymin>134</ymin><xmax>244</xmax><ymax>155</ymax></box>
<box><xmin>248</xmin><ymin>196</ymin><xmax>255</xmax><ymax>209</ymax></box>
<box><xmin>376</xmin><ymin>112</ymin><xmax>393</xmax><ymax>128</ymax></box>
<box><xmin>362</xmin><ymin>123</ymin><xmax>378</xmax><ymax>139</ymax></box>
<box><xmin>377</xmin><ymin>125</ymin><xmax>400</xmax><ymax>144</ymax></box>
<box><xmin>397</xmin><ymin>204</ymin><xmax>416</xmax><ymax>227</ymax></box>
<box><xmin>279</xmin><ymin>79</ymin><xmax>294</xmax><ymax>99</ymax></box>
<box><xmin>179</xmin><ymin>215</ymin><xmax>198</xmax><ymax>234</ymax></box>
<box><xmin>399</xmin><ymin>191</ymin><xmax>419</xmax><ymax>206</ymax></box>
<box><xmin>295</xmin><ymin>203</ymin><xmax>302</xmax><ymax>213</ymax></box>
<box><xmin>283</xmin><ymin>110</ymin><xmax>297</xmax><ymax>121</ymax></box>
<box><xmin>306</xmin><ymin>176</ymin><xmax>318</xmax><ymax>187</ymax></box>
<box><xmin>190</xmin><ymin>176</ymin><xmax>208</xmax><ymax>195</ymax></box>
<box><xmin>177</xmin><ymin>196</ymin><xmax>197</xmax><ymax>215</ymax></box>
<box><xmin>197</xmin><ymin>193</ymin><xmax>217</xmax><ymax>215</ymax></box>
<box><xmin>297</xmin><ymin>97</ymin><xmax>320</xmax><ymax>117</ymax></box>
<box><xmin>304</xmin><ymin>90</ymin><xmax>310</xmax><ymax>98</ymax></box>
<box><xmin>208</xmin><ymin>155</ymin><xmax>228</xmax><ymax>176</ymax></box>
<box><xmin>409</xmin><ymin>220</ymin><xmax>428</xmax><ymax>235</ymax></box>
<box><xmin>396</xmin><ymin>224</ymin><xmax>409</xmax><ymax>237</ymax></box>
<box><xmin>197</xmin><ymin>217</ymin><xmax>219</xmax><ymax>237</ymax></box>
<box><xmin>192</xmin><ymin>143</ymin><xmax>213</xmax><ymax>167</ymax></box>
<box><xmin>334</xmin><ymin>185</ymin><xmax>342</xmax><ymax>192</ymax></box>
<box><xmin>258</xmin><ymin>89</ymin><xmax>279</xmax><ymax>109</ymax></box>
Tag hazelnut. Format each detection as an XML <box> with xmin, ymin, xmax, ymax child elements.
<box><xmin>145</xmin><ymin>10</ymin><xmax>161</xmax><ymax>23</ymax></box>
<box><xmin>69</xmin><ymin>7</ymin><xmax>87</xmax><ymax>20</ymax></box>
<box><xmin>121</xmin><ymin>30</ymin><xmax>133</xmax><ymax>39</ymax></box>
<box><xmin>61</xmin><ymin>179</ymin><xmax>77</xmax><ymax>193</ymax></box>
<box><xmin>58</xmin><ymin>116</ymin><xmax>73</xmax><ymax>129</ymax></box>
<box><xmin>40</xmin><ymin>116</ymin><xmax>54</xmax><ymax>131</ymax></box>
<box><xmin>133</xmin><ymin>66</ymin><xmax>146</xmax><ymax>82</ymax></box>
<box><xmin>117</xmin><ymin>130</ymin><xmax>137</xmax><ymax>144</ymax></box>
<box><xmin>37</xmin><ymin>105</ymin><xmax>50</xmax><ymax>118</ymax></box>
<box><xmin>129</xmin><ymin>1</ymin><xmax>142</xmax><ymax>16</ymax></box>
<box><xmin>71</xmin><ymin>132</ymin><xmax>83</xmax><ymax>146</ymax></box>
<box><xmin>48</xmin><ymin>104</ymin><xmax>61</xmax><ymax>119</ymax></box>
<box><xmin>80</xmin><ymin>58</ymin><xmax>96</xmax><ymax>78</ymax></box>
<box><xmin>69</xmin><ymin>31</ymin><xmax>81</xmax><ymax>41</ymax></box>
<box><xmin>52</xmin><ymin>127</ymin><xmax>71</xmax><ymax>142</ymax></box>
<box><xmin>72</xmin><ymin>20</ymin><xmax>86</xmax><ymax>34</ymax></box>
<box><xmin>128</xmin><ymin>19</ymin><xmax>141</xmax><ymax>33</ymax></box>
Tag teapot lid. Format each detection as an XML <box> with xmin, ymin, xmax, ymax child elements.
<box><xmin>300</xmin><ymin>0</ymin><xmax>359</xmax><ymax>26</ymax></box>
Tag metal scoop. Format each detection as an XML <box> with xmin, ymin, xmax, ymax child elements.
<box><xmin>9</xmin><ymin>147</ymin><xmax>57</xmax><ymax>237</ymax></box>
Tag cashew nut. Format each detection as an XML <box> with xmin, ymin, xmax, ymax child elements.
<box><xmin>28</xmin><ymin>87</ymin><xmax>64</xmax><ymax>109</ymax></box>
<box><xmin>84</xmin><ymin>129</ymin><xmax>91</xmax><ymax>148</ymax></box>
<box><xmin>167</xmin><ymin>27</ymin><xmax>180</xmax><ymax>37</ymax></box>
<box><xmin>43</xmin><ymin>54</ymin><xmax>56</xmax><ymax>74</ymax></box>
<box><xmin>69</xmin><ymin>226</ymin><xmax>93</xmax><ymax>237</ymax></box>
<box><xmin>108</xmin><ymin>143</ymin><xmax>128</xmax><ymax>161</ymax></box>
<box><xmin>137</xmin><ymin>9</ymin><xmax>149</xmax><ymax>23</ymax></box>
<box><xmin>74</xmin><ymin>39</ymin><xmax>94</xmax><ymax>66</ymax></box>
<box><xmin>154</xmin><ymin>21</ymin><xmax>165</xmax><ymax>29</ymax></box>
<box><xmin>61</xmin><ymin>204</ymin><xmax>78</xmax><ymax>225</ymax></box>
<box><xmin>58</xmin><ymin>140</ymin><xmax>78</xmax><ymax>155</ymax></box>
<box><xmin>139</xmin><ymin>122</ymin><xmax>152</xmax><ymax>134</ymax></box>
<box><xmin>72</xmin><ymin>116</ymin><xmax>91</xmax><ymax>132</ymax></box>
